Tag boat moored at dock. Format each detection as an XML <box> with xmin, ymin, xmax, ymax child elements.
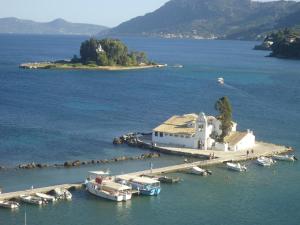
<box><xmin>190</xmin><ymin>166</ymin><xmax>211</xmax><ymax>176</ymax></box>
<box><xmin>273</xmin><ymin>154</ymin><xmax>297</xmax><ymax>162</ymax></box>
<box><xmin>256</xmin><ymin>157</ymin><xmax>276</xmax><ymax>166</ymax></box>
<box><xmin>85</xmin><ymin>171</ymin><xmax>132</xmax><ymax>202</ymax></box>
<box><xmin>35</xmin><ymin>193</ymin><xmax>57</xmax><ymax>202</ymax></box>
<box><xmin>0</xmin><ymin>200</ymin><xmax>20</xmax><ymax>209</ymax></box>
<box><xmin>226</xmin><ymin>162</ymin><xmax>247</xmax><ymax>172</ymax></box>
<box><xmin>19</xmin><ymin>195</ymin><xmax>44</xmax><ymax>205</ymax></box>
<box><xmin>116</xmin><ymin>175</ymin><xmax>161</xmax><ymax>196</ymax></box>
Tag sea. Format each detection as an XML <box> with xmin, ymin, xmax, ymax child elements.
<box><xmin>0</xmin><ymin>34</ymin><xmax>300</xmax><ymax>225</ymax></box>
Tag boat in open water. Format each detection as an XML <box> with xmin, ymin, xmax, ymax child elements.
<box><xmin>218</xmin><ymin>77</ymin><xmax>224</xmax><ymax>85</ymax></box>
<box><xmin>273</xmin><ymin>154</ymin><xmax>297</xmax><ymax>162</ymax></box>
<box><xmin>226</xmin><ymin>162</ymin><xmax>247</xmax><ymax>172</ymax></box>
<box><xmin>257</xmin><ymin>157</ymin><xmax>276</xmax><ymax>166</ymax></box>
<box><xmin>0</xmin><ymin>200</ymin><xmax>20</xmax><ymax>209</ymax></box>
<box><xmin>85</xmin><ymin>171</ymin><xmax>132</xmax><ymax>202</ymax></box>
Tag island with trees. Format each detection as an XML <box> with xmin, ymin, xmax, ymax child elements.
<box><xmin>20</xmin><ymin>38</ymin><xmax>165</xmax><ymax>70</ymax></box>
<box><xmin>254</xmin><ymin>28</ymin><xmax>300</xmax><ymax>59</ymax></box>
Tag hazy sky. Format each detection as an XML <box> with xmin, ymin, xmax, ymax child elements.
<box><xmin>0</xmin><ymin>0</ymin><xmax>298</xmax><ymax>27</ymax></box>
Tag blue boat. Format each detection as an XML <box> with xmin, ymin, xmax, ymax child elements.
<box><xmin>116</xmin><ymin>176</ymin><xmax>161</xmax><ymax>196</ymax></box>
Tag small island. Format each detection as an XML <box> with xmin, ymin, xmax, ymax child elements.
<box><xmin>254</xmin><ymin>28</ymin><xmax>300</xmax><ymax>59</ymax></box>
<box><xmin>20</xmin><ymin>38</ymin><xmax>166</xmax><ymax>70</ymax></box>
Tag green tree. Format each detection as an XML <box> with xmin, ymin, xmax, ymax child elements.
<box><xmin>215</xmin><ymin>96</ymin><xmax>233</xmax><ymax>142</ymax></box>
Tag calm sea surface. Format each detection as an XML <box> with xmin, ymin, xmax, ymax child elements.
<box><xmin>0</xmin><ymin>34</ymin><xmax>300</xmax><ymax>225</ymax></box>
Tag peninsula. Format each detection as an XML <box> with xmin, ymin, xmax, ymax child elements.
<box><xmin>20</xmin><ymin>38</ymin><xmax>165</xmax><ymax>71</ymax></box>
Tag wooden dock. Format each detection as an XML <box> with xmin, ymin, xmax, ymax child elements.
<box><xmin>0</xmin><ymin>141</ymin><xmax>292</xmax><ymax>201</ymax></box>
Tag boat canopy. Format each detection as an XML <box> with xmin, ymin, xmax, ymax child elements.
<box><xmin>102</xmin><ymin>181</ymin><xmax>131</xmax><ymax>191</ymax></box>
<box><xmin>132</xmin><ymin>176</ymin><xmax>160</xmax><ymax>185</ymax></box>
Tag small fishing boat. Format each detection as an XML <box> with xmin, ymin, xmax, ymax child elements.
<box><xmin>226</xmin><ymin>162</ymin><xmax>247</xmax><ymax>172</ymax></box>
<box><xmin>117</xmin><ymin>175</ymin><xmax>161</xmax><ymax>196</ymax></box>
<box><xmin>54</xmin><ymin>188</ymin><xmax>72</xmax><ymax>200</ymax></box>
<box><xmin>190</xmin><ymin>166</ymin><xmax>209</xmax><ymax>176</ymax></box>
<box><xmin>256</xmin><ymin>157</ymin><xmax>276</xmax><ymax>166</ymax></box>
<box><xmin>273</xmin><ymin>154</ymin><xmax>297</xmax><ymax>162</ymax></box>
<box><xmin>158</xmin><ymin>176</ymin><xmax>180</xmax><ymax>184</ymax></box>
<box><xmin>217</xmin><ymin>77</ymin><xmax>224</xmax><ymax>85</ymax></box>
<box><xmin>86</xmin><ymin>171</ymin><xmax>132</xmax><ymax>202</ymax></box>
<box><xmin>0</xmin><ymin>200</ymin><xmax>20</xmax><ymax>209</ymax></box>
<box><xmin>35</xmin><ymin>193</ymin><xmax>57</xmax><ymax>202</ymax></box>
<box><xmin>20</xmin><ymin>195</ymin><xmax>44</xmax><ymax>205</ymax></box>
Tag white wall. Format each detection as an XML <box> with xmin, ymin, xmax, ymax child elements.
<box><xmin>231</xmin><ymin>133</ymin><xmax>255</xmax><ymax>151</ymax></box>
<box><xmin>152</xmin><ymin>132</ymin><xmax>197</xmax><ymax>148</ymax></box>
<box><xmin>214</xmin><ymin>142</ymin><xmax>228</xmax><ymax>151</ymax></box>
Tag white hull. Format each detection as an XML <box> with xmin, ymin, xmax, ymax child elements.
<box><xmin>0</xmin><ymin>201</ymin><xmax>19</xmax><ymax>209</ymax></box>
<box><xmin>54</xmin><ymin>188</ymin><xmax>72</xmax><ymax>200</ymax></box>
<box><xmin>190</xmin><ymin>166</ymin><xmax>208</xmax><ymax>176</ymax></box>
<box><xmin>257</xmin><ymin>157</ymin><xmax>275</xmax><ymax>166</ymax></box>
<box><xmin>20</xmin><ymin>195</ymin><xmax>43</xmax><ymax>205</ymax></box>
<box><xmin>36</xmin><ymin>193</ymin><xmax>57</xmax><ymax>202</ymax></box>
<box><xmin>226</xmin><ymin>162</ymin><xmax>247</xmax><ymax>172</ymax></box>
<box><xmin>273</xmin><ymin>155</ymin><xmax>295</xmax><ymax>162</ymax></box>
<box><xmin>87</xmin><ymin>183</ymin><xmax>131</xmax><ymax>202</ymax></box>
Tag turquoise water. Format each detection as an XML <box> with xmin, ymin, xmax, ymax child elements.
<box><xmin>0</xmin><ymin>34</ymin><xmax>300</xmax><ymax>225</ymax></box>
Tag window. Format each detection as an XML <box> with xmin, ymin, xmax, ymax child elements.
<box><xmin>160</xmin><ymin>132</ymin><xmax>163</xmax><ymax>137</ymax></box>
<box><xmin>154</xmin><ymin>132</ymin><xmax>158</xmax><ymax>137</ymax></box>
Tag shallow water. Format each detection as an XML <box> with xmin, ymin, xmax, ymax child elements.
<box><xmin>0</xmin><ymin>34</ymin><xmax>300</xmax><ymax>225</ymax></box>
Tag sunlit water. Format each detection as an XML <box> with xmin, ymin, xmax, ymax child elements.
<box><xmin>0</xmin><ymin>34</ymin><xmax>299</xmax><ymax>225</ymax></box>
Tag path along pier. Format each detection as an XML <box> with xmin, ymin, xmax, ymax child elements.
<box><xmin>0</xmin><ymin>141</ymin><xmax>292</xmax><ymax>201</ymax></box>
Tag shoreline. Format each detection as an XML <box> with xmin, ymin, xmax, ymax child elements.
<box><xmin>19</xmin><ymin>62</ymin><xmax>167</xmax><ymax>71</ymax></box>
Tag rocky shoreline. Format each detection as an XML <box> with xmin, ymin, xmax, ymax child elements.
<box><xmin>0</xmin><ymin>152</ymin><xmax>160</xmax><ymax>171</ymax></box>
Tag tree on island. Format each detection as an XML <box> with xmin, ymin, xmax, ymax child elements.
<box><xmin>74</xmin><ymin>38</ymin><xmax>149</xmax><ymax>66</ymax></box>
<box><xmin>215</xmin><ymin>96</ymin><xmax>233</xmax><ymax>142</ymax></box>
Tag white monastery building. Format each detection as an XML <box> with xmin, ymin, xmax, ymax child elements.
<box><xmin>152</xmin><ymin>113</ymin><xmax>255</xmax><ymax>151</ymax></box>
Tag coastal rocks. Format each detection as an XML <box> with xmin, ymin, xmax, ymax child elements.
<box><xmin>10</xmin><ymin>153</ymin><xmax>161</xmax><ymax>171</ymax></box>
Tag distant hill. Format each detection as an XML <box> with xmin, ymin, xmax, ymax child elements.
<box><xmin>105</xmin><ymin>0</ymin><xmax>300</xmax><ymax>40</ymax></box>
<box><xmin>0</xmin><ymin>17</ymin><xmax>108</xmax><ymax>36</ymax></box>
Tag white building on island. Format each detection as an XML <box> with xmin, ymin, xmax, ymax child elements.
<box><xmin>152</xmin><ymin>113</ymin><xmax>255</xmax><ymax>152</ymax></box>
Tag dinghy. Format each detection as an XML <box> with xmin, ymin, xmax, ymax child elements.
<box><xmin>20</xmin><ymin>195</ymin><xmax>44</xmax><ymax>205</ymax></box>
<box><xmin>0</xmin><ymin>200</ymin><xmax>20</xmax><ymax>209</ymax></box>
<box><xmin>54</xmin><ymin>188</ymin><xmax>72</xmax><ymax>200</ymax></box>
<box><xmin>35</xmin><ymin>192</ymin><xmax>57</xmax><ymax>202</ymax></box>
<box><xmin>190</xmin><ymin>166</ymin><xmax>209</xmax><ymax>176</ymax></box>
<box><xmin>273</xmin><ymin>154</ymin><xmax>297</xmax><ymax>162</ymax></box>
<box><xmin>226</xmin><ymin>162</ymin><xmax>247</xmax><ymax>172</ymax></box>
<box><xmin>256</xmin><ymin>157</ymin><xmax>276</xmax><ymax>166</ymax></box>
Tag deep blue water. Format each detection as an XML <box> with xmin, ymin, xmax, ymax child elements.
<box><xmin>0</xmin><ymin>34</ymin><xmax>300</xmax><ymax>225</ymax></box>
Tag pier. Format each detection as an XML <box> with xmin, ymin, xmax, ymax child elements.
<box><xmin>0</xmin><ymin>141</ymin><xmax>292</xmax><ymax>201</ymax></box>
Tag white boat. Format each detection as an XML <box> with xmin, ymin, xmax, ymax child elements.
<box><xmin>190</xmin><ymin>166</ymin><xmax>208</xmax><ymax>176</ymax></box>
<box><xmin>86</xmin><ymin>171</ymin><xmax>132</xmax><ymax>201</ymax></box>
<box><xmin>20</xmin><ymin>195</ymin><xmax>44</xmax><ymax>205</ymax></box>
<box><xmin>53</xmin><ymin>188</ymin><xmax>72</xmax><ymax>200</ymax></box>
<box><xmin>273</xmin><ymin>154</ymin><xmax>297</xmax><ymax>162</ymax></box>
<box><xmin>226</xmin><ymin>162</ymin><xmax>247</xmax><ymax>172</ymax></box>
<box><xmin>0</xmin><ymin>200</ymin><xmax>20</xmax><ymax>209</ymax></box>
<box><xmin>35</xmin><ymin>193</ymin><xmax>57</xmax><ymax>202</ymax></box>
<box><xmin>218</xmin><ymin>77</ymin><xmax>224</xmax><ymax>85</ymax></box>
<box><xmin>256</xmin><ymin>157</ymin><xmax>276</xmax><ymax>166</ymax></box>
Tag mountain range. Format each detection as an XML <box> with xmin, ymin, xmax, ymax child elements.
<box><xmin>0</xmin><ymin>17</ymin><xmax>108</xmax><ymax>36</ymax></box>
<box><xmin>106</xmin><ymin>0</ymin><xmax>300</xmax><ymax>40</ymax></box>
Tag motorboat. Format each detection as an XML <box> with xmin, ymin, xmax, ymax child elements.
<box><xmin>158</xmin><ymin>176</ymin><xmax>180</xmax><ymax>184</ymax></box>
<box><xmin>226</xmin><ymin>162</ymin><xmax>247</xmax><ymax>172</ymax></box>
<box><xmin>218</xmin><ymin>77</ymin><xmax>224</xmax><ymax>85</ymax></box>
<box><xmin>116</xmin><ymin>175</ymin><xmax>161</xmax><ymax>196</ymax></box>
<box><xmin>273</xmin><ymin>154</ymin><xmax>297</xmax><ymax>162</ymax></box>
<box><xmin>85</xmin><ymin>171</ymin><xmax>132</xmax><ymax>202</ymax></box>
<box><xmin>190</xmin><ymin>166</ymin><xmax>209</xmax><ymax>176</ymax></box>
<box><xmin>256</xmin><ymin>156</ymin><xmax>276</xmax><ymax>166</ymax></box>
<box><xmin>35</xmin><ymin>192</ymin><xmax>57</xmax><ymax>202</ymax></box>
<box><xmin>19</xmin><ymin>195</ymin><xmax>44</xmax><ymax>205</ymax></box>
<box><xmin>0</xmin><ymin>200</ymin><xmax>20</xmax><ymax>209</ymax></box>
<box><xmin>53</xmin><ymin>188</ymin><xmax>72</xmax><ymax>200</ymax></box>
